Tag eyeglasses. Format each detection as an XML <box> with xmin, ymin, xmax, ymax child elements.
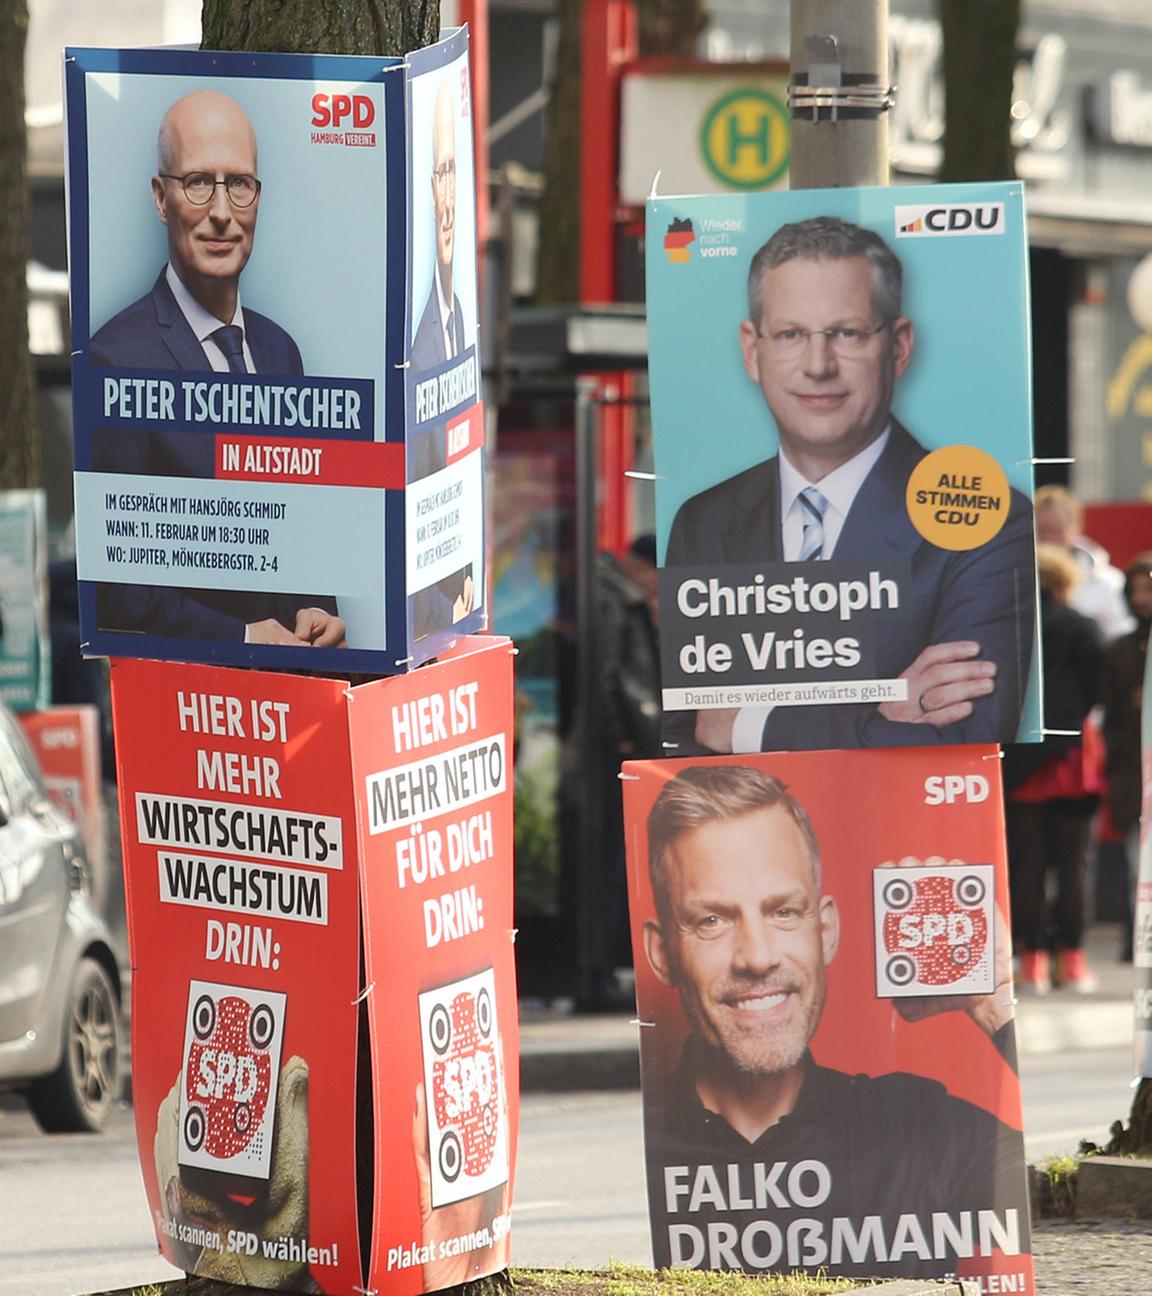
<box><xmin>160</xmin><ymin>172</ymin><xmax>262</xmax><ymax>208</ymax></box>
<box><xmin>432</xmin><ymin>161</ymin><xmax>456</xmax><ymax>191</ymax></box>
<box><xmin>757</xmin><ymin>320</ymin><xmax>892</xmax><ymax>358</ymax></box>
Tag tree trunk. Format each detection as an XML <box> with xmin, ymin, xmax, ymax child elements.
<box><xmin>202</xmin><ymin>0</ymin><xmax>439</xmax><ymax>58</ymax></box>
<box><xmin>535</xmin><ymin>0</ymin><xmax>706</xmax><ymax>307</ymax></box>
<box><xmin>535</xmin><ymin>0</ymin><xmax>583</xmax><ymax>306</ymax></box>
<box><xmin>0</xmin><ymin>0</ymin><xmax>38</xmax><ymax>489</ymax></box>
<box><xmin>937</xmin><ymin>0</ymin><xmax>1021</xmax><ymax>182</ymax></box>
<box><xmin>1104</xmin><ymin>1076</ymin><xmax>1152</xmax><ymax>1156</ymax></box>
<box><xmin>638</xmin><ymin>0</ymin><xmax>706</xmax><ymax>60</ymax></box>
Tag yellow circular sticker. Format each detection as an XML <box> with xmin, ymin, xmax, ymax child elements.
<box><xmin>905</xmin><ymin>446</ymin><xmax>1011</xmax><ymax>551</ymax></box>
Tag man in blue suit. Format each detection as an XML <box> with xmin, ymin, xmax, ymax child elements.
<box><xmin>411</xmin><ymin>79</ymin><xmax>466</xmax><ymax>380</ymax></box>
<box><xmin>90</xmin><ymin>90</ymin><xmax>344</xmax><ymax>649</ymax></box>
<box><xmin>665</xmin><ymin>217</ymin><xmax>1034</xmax><ymax>753</ymax></box>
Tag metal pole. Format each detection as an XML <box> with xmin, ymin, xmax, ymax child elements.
<box><xmin>789</xmin><ymin>0</ymin><xmax>893</xmax><ymax>189</ymax></box>
<box><xmin>574</xmin><ymin>376</ymin><xmax>602</xmax><ymax>1007</ymax></box>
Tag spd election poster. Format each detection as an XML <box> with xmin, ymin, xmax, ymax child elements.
<box><xmin>65</xmin><ymin>32</ymin><xmax>485</xmax><ymax>676</ymax></box>
<box><xmin>623</xmin><ymin>747</ymin><xmax>1033</xmax><ymax>1291</ymax></box>
<box><xmin>110</xmin><ymin>660</ymin><xmax>363</xmax><ymax>1293</ymax></box>
<box><xmin>404</xmin><ymin>29</ymin><xmax>487</xmax><ymax>657</ymax></box>
<box><xmin>19</xmin><ymin>705</ymin><xmax>107</xmax><ymax>910</ymax></box>
<box><xmin>647</xmin><ymin>183</ymin><xmax>1040</xmax><ymax>755</ymax></box>
<box><xmin>347</xmin><ymin>636</ymin><xmax>517</xmax><ymax>1296</ymax></box>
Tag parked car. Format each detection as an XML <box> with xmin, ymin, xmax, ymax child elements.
<box><xmin>0</xmin><ymin>700</ymin><xmax>122</xmax><ymax>1131</ymax></box>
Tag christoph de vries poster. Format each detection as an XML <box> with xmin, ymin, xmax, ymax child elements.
<box><xmin>648</xmin><ymin>183</ymin><xmax>1039</xmax><ymax>757</ymax></box>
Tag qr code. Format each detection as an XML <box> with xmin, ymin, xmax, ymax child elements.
<box><xmin>177</xmin><ymin>980</ymin><xmax>286</xmax><ymax>1179</ymax></box>
<box><xmin>418</xmin><ymin>968</ymin><xmax>507</xmax><ymax>1208</ymax></box>
<box><xmin>873</xmin><ymin>866</ymin><xmax>995</xmax><ymax>998</ymax></box>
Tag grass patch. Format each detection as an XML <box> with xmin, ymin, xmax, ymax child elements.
<box><xmin>515</xmin><ymin>1264</ymin><xmax>863</xmax><ymax>1296</ymax></box>
<box><xmin>93</xmin><ymin>1267</ymin><xmax>872</xmax><ymax>1296</ymax></box>
<box><xmin>1034</xmin><ymin>1152</ymin><xmax>1083</xmax><ymax>1217</ymax></box>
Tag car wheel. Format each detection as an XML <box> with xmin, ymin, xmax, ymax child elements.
<box><xmin>29</xmin><ymin>957</ymin><xmax>121</xmax><ymax>1133</ymax></box>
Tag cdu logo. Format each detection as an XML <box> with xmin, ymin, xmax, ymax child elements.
<box><xmin>895</xmin><ymin>202</ymin><xmax>1005</xmax><ymax>238</ymax></box>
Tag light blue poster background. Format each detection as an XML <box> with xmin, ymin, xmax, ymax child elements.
<box><xmin>647</xmin><ymin>182</ymin><xmax>1034</xmax><ymax>537</ymax></box>
<box><xmin>409</xmin><ymin>49</ymin><xmax>478</xmax><ymax>351</ymax></box>
<box><xmin>646</xmin><ymin>181</ymin><xmax>1041</xmax><ymax>741</ymax></box>
<box><xmin>83</xmin><ymin>69</ymin><xmax>390</xmax><ymax>441</ymax></box>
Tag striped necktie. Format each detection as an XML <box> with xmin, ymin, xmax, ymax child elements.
<box><xmin>797</xmin><ymin>486</ymin><xmax>828</xmax><ymax>561</ymax></box>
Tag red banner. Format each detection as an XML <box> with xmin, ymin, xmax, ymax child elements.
<box><xmin>347</xmin><ymin>636</ymin><xmax>517</xmax><ymax>1296</ymax></box>
<box><xmin>111</xmin><ymin>660</ymin><xmax>363</xmax><ymax>1294</ymax></box>
<box><xmin>623</xmin><ymin>747</ymin><xmax>1033</xmax><ymax>1292</ymax></box>
<box><xmin>214</xmin><ymin>436</ymin><xmax>406</xmax><ymax>489</ymax></box>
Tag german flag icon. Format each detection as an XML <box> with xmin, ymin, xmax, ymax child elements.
<box><xmin>664</xmin><ymin>217</ymin><xmax>695</xmax><ymax>264</ymax></box>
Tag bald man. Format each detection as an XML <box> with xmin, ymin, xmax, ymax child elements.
<box><xmin>411</xmin><ymin>79</ymin><xmax>464</xmax><ymax>375</ymax></box>
<box><xmin>89</xmin><ymin>91</ymin><xmax>342</xmax><ymax>648</ymax></box>
<box><xmin>92</xmin><ymin>89</ymin><xmax>302</xmax><ymax>374</ymax></box>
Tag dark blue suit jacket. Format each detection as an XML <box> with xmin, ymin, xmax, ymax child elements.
<box><xmin>89</xmin><ymin>272</ymin><xmax>336</xmax><ymax>643</ymax></box>
<box><xmin>92</xmin><ymin>270</ymin><xmax>303</xmax><ymax>374</ymax></box>
<box><xmin>665</xmin><ymin>423</ymin><xmax>1036</xmax><ymax>750</ymax></box>
<box><xmin>411</xmin><ymin>281</ymin><xmax>465</xmax><ymax>376</ymax></box>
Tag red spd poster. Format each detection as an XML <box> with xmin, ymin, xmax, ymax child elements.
<box><xmin>347</xmin><ymin>636</ymin><xmax>517</xmax><ymax>1296</ymax></box>
<box><xmin>19</xmin><ymin>705</ymin><xmax>106</xmax><ymax>904</ymax></box>
<box><xmin>111</xmin><ymin>659</ymin><xmax>362</xmax><ymax>1293</ymax></box>
<box><xmin>623</xmin><ymin>747</ymin><xmax>1033</xmax><ymax>1294</ymax></box>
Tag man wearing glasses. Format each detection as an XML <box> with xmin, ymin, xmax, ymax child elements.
<box><xmin>412</xmin><ymin>79</ymin><xmax>465</xmax><ymax>378</ymax></box>
<box><xmin>665</xmin><ymin>217</ymin><xmax>1034</xmax><ymax>753</ymax></box>
<box><xmin>92</xmin><ymin>90</ymin><xmax>301</xmax><ymax>376</ymax></box>
<box><xmin>88</xmin><ymin>90</ymin><xmax>342</xmax><ymax>649</ymax></box>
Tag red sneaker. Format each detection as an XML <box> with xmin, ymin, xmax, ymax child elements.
<box><xmin>1017</xmin><ymin>949</ymin><xmax>1051</xmax><ymax>995</ymax></box>
<box><xmin>1058</xmin><ymin>948</ymin><xmax>1097</xmax><ymax>994</ymax></box>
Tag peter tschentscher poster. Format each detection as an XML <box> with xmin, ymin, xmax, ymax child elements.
<box><xmin>623</xmin><ymin>748</ymin><xmax>1033</xmax><ymax>1292</ymax></box>
<box><xmin>648</xmin><ymin>184</ymin><xmax>1039</xmax><ymax>755</ymax></box>
<box><xmin>64</xmin><ymin>35</ymin><xmax>485</xmax><ymax>674</ymax></box>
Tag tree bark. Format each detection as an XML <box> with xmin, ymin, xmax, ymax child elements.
<box><xmin>535</xmin><ymin>0</ymin><xmax>706</xmax><ymax>306</ymax></box>
<box><xmin>535</xmin><ymin>0</ymin><xmax>583</xmax><ymax>306</ymax></box>
<box><xmin>937</xmin><ymin>0</ymin><xmax>1021</xmax><ymax>182</ymax></box>
<box><xmin>202</xmin><ymin>0</ymin><xmax>439</xmax><ymax>58</ymax></box>
<box><xmin>0</xmin><ymin>0</ymin><xmax>38</xmax><ymax>489</ymax></box>
<box><xmin>638</xmin><ymin>0</ymin><xmax>706</xmax><ymax>60</ymax></box>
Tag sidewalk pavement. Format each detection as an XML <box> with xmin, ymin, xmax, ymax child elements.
<box><xmin>519</xmin><ymin>923</ymin><xmax>1135</xmax><ymax>1092</ymax></box>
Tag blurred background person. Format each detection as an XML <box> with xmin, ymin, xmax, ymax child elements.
<box><xmin>582</xmin><ymin>533</ymin><xmax>662</xmax><ymax>1010</ymax></box>
<box><xmin>1004</xmin><ymin>543</ymin><xmax>1105</xmax><ymax>993</ymax></box>
<box><xmin>1102</xmin><ymin>552</ymin><xmax>1152</xmax><ymax>962</ymax></box>
<box><xmin>1035</xmin><ymin>484</ymin><xmax>1133</xmax><ymax>642</ymax></box>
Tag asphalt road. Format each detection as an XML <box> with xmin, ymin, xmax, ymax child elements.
<box><xmin>0</xmin><ymin>1042</ymin><xmax>1139</xmax><ymax>1293</ymax></box>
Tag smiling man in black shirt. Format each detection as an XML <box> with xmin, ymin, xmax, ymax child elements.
<box><xmin>640</xmin><ymin>765</ymin><xmax>1031</xmax><ymax>1284</ymax></box>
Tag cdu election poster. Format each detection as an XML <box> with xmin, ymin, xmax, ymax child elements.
<box><xmin>347</xmin><ymin>636</ymin><xmax>517</xmax><ymax>1296</ymax></box>
<box><xmin>647</xmin><ymin>183</ymin><xmax>1040</xmax><ymax>755</ymax></box>
<box><xmin>623</xmin><ymin>747</ymin><xmax>1033</xmax><ymax>1291</ymax></box>
<box><xmin>110</xmin><ymin>660</ymin><xmax>364</xmax><ymax>1292</ymax></box>
<box><xmin>65</xmin><ymin>32</ymin><xmax>485</xmax><ymax>676</ymax></box>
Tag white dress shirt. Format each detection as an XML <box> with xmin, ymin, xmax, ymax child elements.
<box><xmin>730</xmin><ymin>428</ymin><xmax>893</xmax><ymax>753</ymax></box>
<box><xmin>166</xmin><ymin>264</ymin><xmax>255</xmax><ymax>373</ymax></box>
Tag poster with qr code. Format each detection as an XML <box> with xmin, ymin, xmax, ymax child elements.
<box><xmin>178</xmin><ymin>980</ymin><xmax>287</xmax><ymax>1179</ymax></box>
<box><xmin>417</xmin><ymin>968</ymin><xmax>508</xmax><ymax>1208</ymax></box>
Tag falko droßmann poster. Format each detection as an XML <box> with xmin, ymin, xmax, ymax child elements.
<box><xmin>624</xmin><ymin>746</ymin><xmax>1033</xmax><ymax>1291</ymax></box>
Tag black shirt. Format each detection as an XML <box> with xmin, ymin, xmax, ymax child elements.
<box><xmin>643</xmin><ymin>1049</ymin><xmax>1032</xmax><ymax>1282</ymax></box>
